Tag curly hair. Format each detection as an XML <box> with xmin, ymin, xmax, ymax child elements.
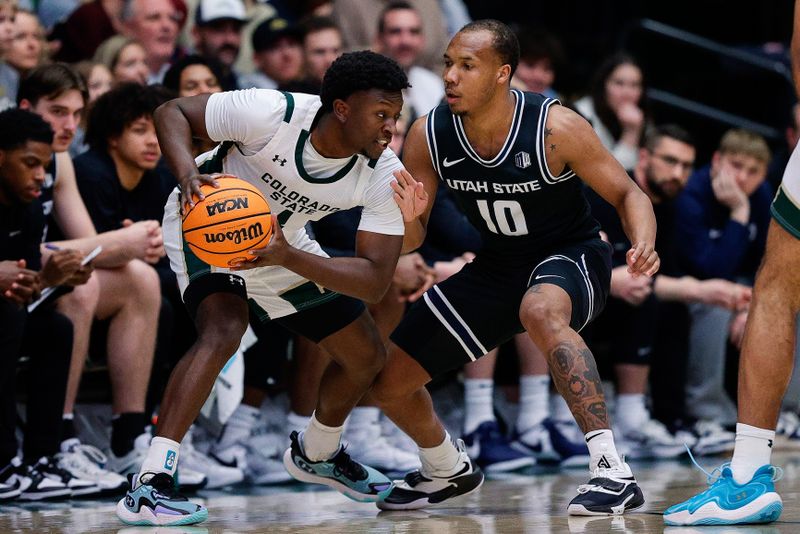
<box><xmin>0</xmin><ymin>108</ymin><xmax>53</xmax><ymax>150</ymax></box>
<box><xmin>319</xmin><ymin>50</ymin><xmax>409</xmax><ymax>113</ymax></box>
<box><xmin>85</xmin><ymin>83</ymin><xmax>173</xmax><ymax>152</ymax></box>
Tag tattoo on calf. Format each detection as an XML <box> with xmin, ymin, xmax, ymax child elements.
<box><xmin>548</xmin><ymin>342</ymin><xmax>608</xmax><ymax>431</ymax></box>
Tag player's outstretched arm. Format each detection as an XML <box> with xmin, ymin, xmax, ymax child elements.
<box><xmin>396</xmin><ymin>116</ymin><xmax>439</xmax><ymax>252</ymax></box>
<box><xmin>547</xmin><ymin>105</ymin><xmax>659</xmax><ymax>277</ymax></box>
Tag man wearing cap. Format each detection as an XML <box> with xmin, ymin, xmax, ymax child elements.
<box><xmin>192</xmin><ymin>0</ymin><xmax>248</xmax><ymax>90</ymax></box>
<box><xmin>238</xmin><ymin>16</ymin><xmax>303</xmax><ymax>90</ymax></box>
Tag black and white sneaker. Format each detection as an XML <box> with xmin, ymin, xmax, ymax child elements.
<box><xmin>567</xmin><ymin>458</ymin><xmax>644</xmax><ymax>515</ymax></box>
<box><xmin>34</xmin><ymin>456</ymin><xmax>99</xmax><ymax>497</ymax></box>
<box><xmin>376</xmin><ymin>439</ymin><xmax>484</xmax><ymax>511</ymax></box>
<box><xmin>3</xmin><ymin>458</ymin><xmax>72</xmax><ymax>501</ymax></box>
<box><xmin>0</xmin><ymin>461</ymin><xmax>23</xmax><ymax>502</ymax></box>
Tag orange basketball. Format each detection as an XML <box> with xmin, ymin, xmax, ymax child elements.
<box><xmin>182</xmin><ymin>177</ymin><xmax>273</xmax><ymax>268</ymax></box>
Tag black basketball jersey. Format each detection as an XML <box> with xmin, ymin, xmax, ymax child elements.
<box><xmin>426</xmin><ymin>90</ymin><xmax>599</xmax><ymax>263</ymax></box>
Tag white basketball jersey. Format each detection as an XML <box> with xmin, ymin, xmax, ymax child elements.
<box><xmin>163</xmin><ymin>89</ymin><xmax>404</xmax><ymax>319</ymax></box>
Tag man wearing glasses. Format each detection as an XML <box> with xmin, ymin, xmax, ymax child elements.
<box><xmin>584</xmin><ymin>124</ymin><xmax>751</xmax><ymax>461</ymax></box>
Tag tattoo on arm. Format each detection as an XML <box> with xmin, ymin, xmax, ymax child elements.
<box><xmin>548</xmin><ymin>342</ymin><xmax>608</xmax><ymax>432</ymax></box>
<box><xmin>544</xmin><ymin>127</ymin><xmax>553</xmax><ymax>139</ymax></box>
<box><xmin>549</xmin><ymin>143</ymin><xmax>557</xmax><ymax>152</ymax></box>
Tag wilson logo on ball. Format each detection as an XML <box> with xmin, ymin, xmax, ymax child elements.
<box><xmin>182</xmin><ymin>177</ymin><xmax>273</xmax><ymax>268</ymax></box>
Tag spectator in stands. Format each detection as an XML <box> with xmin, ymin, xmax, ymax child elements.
<box><xmin>94</xmin><ymin>36</ymin><xmax>150</xmax><ymax>85</ymax></box>
<box><xmin>50</xmin><ymin>0</ymin><xmax>122</xmax><ymax>63</ymax></box>
<box><xmin>513</xmin><ymin>27</ymin><xmax>564</xmax><ymax>99</ymax></box>
<box><xmin>16</xmin><ymin>64</ymin><xmax>174</xmax><ymax>490</ymax></box>
<box><xmin>574</xmin><ymin>53</ymin><xmax>647</xmax><ymax>171</ymax></box>
<box><xmin>6</xmin><ymin>11</ymin><xmax>46</xmax><ymax>79</ymax></box>
<box><xmin>0</xmin><ymin>0</ymin><xmax>19</xmax><ymax>107</ymax></box>
<box><xmin>331</xmin><ymin>0</ymin><xmax>448</xmax><ymax>72</ymax></box>
<box><xmin>374</xmin><ymin>2</ymin><xmax>443</xmax><ymax>122</ymax></box>
<box><xmin>287</xmin><ymin>15</ymin><xmax>341</xmax><ymax>93</ymax></box>
<box><xmin>675</xmin><ymin>128</ymin><xmax>773</xmax><ymax>452</ymax></box>
<box><xmin>121</xmin><ymin>0</ymin><xmax>182</xmax><ymax>83</ymax></box>
<box><xmin>585</xmin><ymin>124</ymin><xmax>752</xmax><ymax>458</ymax></box>
<box><xmin>0</xmin><ymin>107</ymin><xmax>95</xmax><ymax>501</ymax></box>
<box><xmin>191</xmin><ymin>0</ymin><xmax>248</xmax><ymax>90</ymax></box>
<box><xmin>239</xmin><ymin>16</ymin><xmax>303</xmax><ymax>89</ymax></box>
<box><xmin>69</xmin><ymin>61</ymin><xmax>113</xmax><ymax>157</ymax></box>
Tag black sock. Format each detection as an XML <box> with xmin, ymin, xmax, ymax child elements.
<box><xmin>61</xmin><ymin>416</ymin><xmax>76</xmax><ymax>443</ymax></box>
<box><xmin>111</xmin><ymin>412</ymin><xmax>147</xmax><ymax>457</ymax></box>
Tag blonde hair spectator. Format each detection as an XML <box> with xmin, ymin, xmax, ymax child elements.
<box><xmin>94</xmin><ymin>35</ymin><xmax>149</xmax><ymax>85</ymax></box>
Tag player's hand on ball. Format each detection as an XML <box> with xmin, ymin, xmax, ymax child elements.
<box><xmin>231</xmin><ymin>214</ymin><xmax>286</xmax><ymax>270</ymax></box>
<box><xmin>391</xmin><ymin>169</ymin><xmax>428</xmax><ymax>222</ymax></box>
<box><xmin>626</xmin><ymin>241</ymin><xmax>659</xmax><ymax>278</ymax></box>
<box><xmin>180</xmin><ymin>173</ymin><xmax>238</xmax><ymax>212</ymax></box>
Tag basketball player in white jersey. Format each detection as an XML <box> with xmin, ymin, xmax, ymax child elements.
<box><xmin>665</xmin><ymin>0</ymin><xmax>800</xmax><ymax>525</ymax></box>
<box><xmin>117</xmin><ymin>51</ymin><xmax>414</xmax><ymax>526</ymax></box>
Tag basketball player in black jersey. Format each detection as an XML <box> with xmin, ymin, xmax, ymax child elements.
<box><xmin>371</xmin><ymin>20</ymin><xmax>659</xmax><ymax>515</ymax></box>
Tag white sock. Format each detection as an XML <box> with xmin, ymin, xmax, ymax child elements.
<box><xmin>216</xmin><ymin>403</ymin><xmax>259</xmax><ymax>449</ymax></box>
<box><xmin>517</xmin><ymin>375</ymin><xmax>550</xmax><ymax>432</ymax></box>
<box><xmin>287</xmin><ymin>411</ymin><xmax>311</xmax><ymax>435</ymax></box>
<box><xmin>346</xmin><ymin>406</ymin><xmax>380</xmax><ymax>430</ymax></box>
<box><xmin>730</xmin><ymin>423</ymin><xmax>775</xmax><ymax>484</ymax></box>
<box><xmin>552</xmin><ymin>394</ymin><xmax>574</xmax><ymax>423</ymax></box>
<box><xmin>615</xmin><ymin>394</ymin><xmax>649</xmax><ymax>432</ymax></box>
<box><xmin>419</xmin><ymin>431</ymin><xmax>461</xmax><ymax>474</ymax></box>
<box><xmin>302</xmin><ymin>412</ymin><xmax>343</xmax><ymax>461</ymax></box>
<box><xmin>138</xmin><ymin>436</ymin><xmax>180</xmax><ymax>486</ymax></box>
<box><xmin>585</xmin><ymin>429</ymin><xmax>623</xmax><ymax>471</ymax></box>
<box><xmin>463</xmin><ymin>379</ymin><xmax>495</xmax><ymax>434</ymax></box>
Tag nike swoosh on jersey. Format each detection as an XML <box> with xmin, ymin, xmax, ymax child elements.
<box><xmin>534</xmin><ymin>274</ymin><xmax>566</xmax><ymax>280</ymax></box>
<box><xmin>442</xmin><ymin>157</ymin><xmax>466</xmax><ymax>168</ymax></box>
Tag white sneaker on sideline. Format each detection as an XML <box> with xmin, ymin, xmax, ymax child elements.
<box><xmin>107</xmin><ymin>432</ymin><xmax>150</xmax><ymax>476</ymax></box>
<box><xmin>181</xmin><ymin>427</ymin><xmax>243</xmax><ymax>489</ymax></box>
<box><xmin>345</xmin><ymin>420</ymin><xmax>421</xmax><ymax>473</ymax></box>
<box><xmin>691</xmin><ymin>420</ymin><xmax>735</xmax><ymax>456</ymax></box>
<box><xmin>57</xmin><ymin>438</ymin><xmax>127</xmax><ymax>495</ymax></box>
<box><xmin>616</xmin><ymin>419</ymin><xmax>685</xmax><ymax>460</ymax></box>
<box><xmin>212</xmin><ymin>430</ymin><xmax>292</xmax><ymax>485</ymax></box>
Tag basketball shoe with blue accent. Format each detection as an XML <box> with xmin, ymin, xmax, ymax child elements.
<box><xmin>283</xmin><ymin>431</ymin><xmax>393</xmax><ymax>502</ymax></box>
<box><xmin>462</xmin><ymin>421</ymin><xmax>535</xmax><ymax>473</ymax></box>
<box><xmin>663</xmin><ymin>463</ymin><xmax>783</xmax><ymax>526</ymax></box>
<box><xmin>116</xmin><ymin>472</ymin><xmax>208</xmax><ymax>526</ymax></box>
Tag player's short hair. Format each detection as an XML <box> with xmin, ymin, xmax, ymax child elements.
<box><xmin>457</xmin><ymin>19</ymin><xmax>519</xmax><ymax>76</ymax></box>
<box><xmin>17</xmin><ymin>63</ymin><xmax>88</xmax><ymax>106</ymax></box>
<box><xmin>644</xmin><ymin>124</ymin><xmax>695</xmax><ymax>152</ymax></box>
<box><xmin>718</xmin><ymin>128</ymin><xmax>771</xmax><ymax>165</ymax></box>
<box><xmin>0</xmin><ymin>108</ymin><xmax>53</xmax><ymax>151</ymax></box>
<box><xmin>85</xmin><ymin>82</ymin><xmax>172</xmax><ymax>151</ymax></box>
<box><xmin>162</xmin><ymin>54</ymin><xmax>225</xmax><ymax>95</ymax></box>
<box><xmin>319</xmin><ymin>50</ymin><xmax>409</xmax><ymax>113</ymax></box>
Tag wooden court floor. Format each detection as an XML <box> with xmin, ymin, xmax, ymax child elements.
<box><xmin>3</xmin><ymin>450</ymin><xmax>800</xmax><ymax>533</ymax></box>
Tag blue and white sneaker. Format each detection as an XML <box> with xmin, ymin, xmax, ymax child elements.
<box><xmin>542</xmin><ymin>418</ymin><xmax>591</xmax><ymax>467</ymax></box>
<box><xmin>462</xmin><ymin>421</ymin><xmax>535</xmax><ymax>473</ymax></box>
<box><xmin>511</xmin><ymin>422</ymin><xmax>561</xmax><ymax>463</ymax></box>
<box><xmin>116</xmin><ymin>472</ymin><xmax>208</xmax><ymax>526</ymax></box>
<box><xmin>283</xmin><ymin>430</ymin><xmax>393</xmax><ymax>502</ymax></box>
<box><xmin>664</xmin><ymin>463</ymin><xmax>783</xmax><ymax>526</ymax></box>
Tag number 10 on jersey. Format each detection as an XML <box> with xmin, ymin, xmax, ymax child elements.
<box><xmin>476</xmin><ymin>199</ymin><xmax>529</xmax><ymax>236</ymax></box>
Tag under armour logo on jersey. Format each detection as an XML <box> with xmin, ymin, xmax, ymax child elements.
<box><xmin>273</xmin><ymin>155</ymin><xmax>287</xmax><ymax>166</ymax></box>
<box><xmin>229</xmin><ymin>275</ymin><xmax>244</xmax><ymax>286</ymax></box>
<box><xmin>768</xmin><ymin>439</ymin><xmax>774</xmax><ymax>448</ymax></box>
<box><xmin>515</xmin><ymin>151</ymin><xmax>531</xmax><ymax>169</ymax></box>
<box><xmin>597</xmin><ymin>455</ymin><xmax>612</xmax><ymax>469</ymax></box>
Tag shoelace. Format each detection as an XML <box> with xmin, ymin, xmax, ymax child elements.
<box><xmin>576</xmin><ymin>459</ymin><xmax>631</xmax><ymax>494</ymax></box>
<box><xmin>330</xmin><ymin>447</ymin><xmax>368</xmax><ymax>481</ymax></box>
<box><xmin>684</xmin><ymin>445</ymin><xmax>784</xmax><ymax>485</ymax></box>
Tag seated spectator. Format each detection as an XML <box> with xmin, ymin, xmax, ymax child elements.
<box><xmin>574</xmin><ymin>52</ymin><xmax>648</xmax><ymax>171</ymax></box>
<box><xmin>6</xmin><ymin>10</ymin><xmax>47</xmax><ymax>80</ymax></box>
<box><xmin>280</xmin><ymin>15</ymin><xmax>341</xmax><ymax>94</ymax></box>
<box><xmin>191</xmin><ymin>0</ymin><xmax>248</xmax><ymax>90</ymax></box>
<box><xmin>120</xmin><ymin>0</ymin><xmax>183</xmax><ymax>83</ymax></box>
<box><xmin>16</xmin><ymin>64</ymin><xmax>182</xmax><ymax>491</ymax></box>
<box><xmin>239</xmin><ymin>16</ymin><xmax>303</xmax><ymax>89</ymax></box>
<box><xmin>69</xmin><ymin>60</ymin><xmax>113</xmax><ymax>157</ymax></box>
<box><xmin>0</xmin><ymin>0</ymin><xmax>19</xmax><ymax>107</ymax></box>
<box><xmin>675</xmin><ymin>128</ymin><xmax>773</xmax><ymax>441</ymax></box>
<box><xmin>0</xmin><ymin>108</ymin><xmax>95</xmax><ymax>501</ymax></box>
<box><xmin>49</xmin><ymin>0</ymin><xmax>120</xmax><ymax>63</ymax></box>
<box><xmin>513</xmin><ymin>27</ymin><xmax>565</xmax><ymax>99</ymax></box>
<box><xmin>94</xmin><ymin>36</ymin><xmax>150</xmax><ymax>85</ymax></box>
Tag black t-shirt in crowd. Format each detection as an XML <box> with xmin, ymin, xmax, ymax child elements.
<box><xmin>0</xmin><ymin>198</ymin><xmax>45</xmax><ymax>270</ymax></box>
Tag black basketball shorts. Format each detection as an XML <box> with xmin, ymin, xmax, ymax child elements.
<box><xmin>390</xmin><ymin>238</ymin><xmax>612</xmax><ymax>378</ymax></box>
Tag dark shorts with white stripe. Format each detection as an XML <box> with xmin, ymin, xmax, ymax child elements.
<box><xmin>390</xmin><ymin>238</ymin><xmax>612</xmax><ymax>378</ymax></box>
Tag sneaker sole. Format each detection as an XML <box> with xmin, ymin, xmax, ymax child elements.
<box><xmin>116</xmin><ymin>498</ymin><xmax>209</xmax><ymax>526</ymax></box>
<box><xmin>282</xmin><ymin>448</ymin><xmax>392</xmax><ymax>503</ymax></box>
<box><xmin>664</xmin><ymin>494</ymin><xmax>782</xmax><ymax>526</ymax></box>
<box><xmin>376</xmin><ymin>472</ymin><xmax>485</xmax><ymax>511</ymax></box>
<box><xmin>568</xmin><ymin>491</ymin><xmax>645</xmax><ymax>516</ymax></box>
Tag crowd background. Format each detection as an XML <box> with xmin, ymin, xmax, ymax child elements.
<box><xmin>2</xmin><ymin>0</ymin><xmax>799</xmax><ymax>501</ymax></box>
